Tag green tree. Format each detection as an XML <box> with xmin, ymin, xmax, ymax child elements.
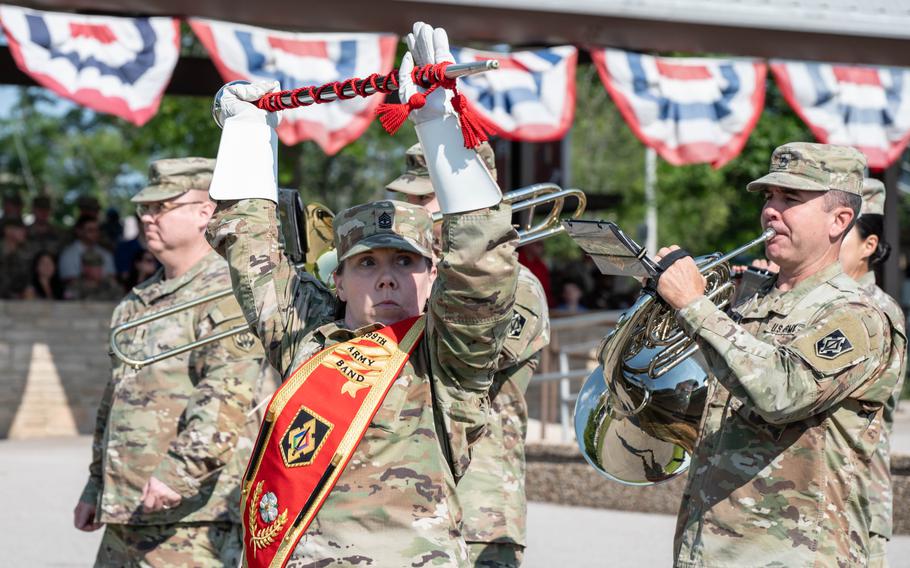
<box><xmin>569</xmin><ymin>64</ymin><xmax>812</xmax><ymax>256</ymax></box>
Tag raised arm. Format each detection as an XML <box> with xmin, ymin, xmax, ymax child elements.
<box><xmin>206</xmin><ymin>82</ymin><xmax>336</xmax><ymax>376</ymax></box>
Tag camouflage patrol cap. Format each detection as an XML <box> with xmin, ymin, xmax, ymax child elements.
<box><xmin>861</xmin><ymin>178</ymin><xmax>885</xmax><ymax>216</ymax></box>
<box><xmin>386</xmin><ymin>142</ymin><xmax>497</xmax><ymax>195</ymax></box>
<box><xmin>131</xmin><ymin>158</ymin><xmax>215</xmax><ymax>203</ymax></box>
<box><xmin>82</xmin><ymin>250</ymin><xmax>104</xmax><ymax>267</ymax></box>
<box><xmin>746</xmin><ymin>142</ymin><xmax>865</xmax><ymax>195</ymax></box>
<box><xmin>333</xmin><ymin>200</ymin><xmax>434</xmax><ymax>263</ymax></box>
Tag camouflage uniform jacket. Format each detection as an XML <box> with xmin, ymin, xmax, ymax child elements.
<box><xmin>858</xmin><ymin>271</ymin><xmax>907</xmax><ymax>540</ymax></box>
<box><xmin>80</xmin><ymin>249</ymin><xmax>270</xmax><ymax>525</ymax></box>
<box><xmin>673</xmin><ymin>262</ymin><xmax>894</xmax><ymax>568</ymax></box>
<box><xmin>0</xmin><ymin>243</ymin><xmax>32</xmax><ymax>298</ymax></box>
<box><xmin>459</xmin><ymin>265</ymin><xmax>550</xmax><ymax>547</ymax></box>
<box><xmin>206</xmin><ymin>199</ymin><xmax>518</xmax><ymax>567</ymax></box>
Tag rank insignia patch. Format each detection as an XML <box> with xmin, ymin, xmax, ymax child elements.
<box><xmin>377</xmin><ymin>211</ymin><xmax>392</xmax><ymax>229</ymax></box>
<box><xmin>815</xmin><ymin>329</ymin><xmax>853</xmax><ymax>360</ymax></box>
<box><xmin>233</xmin><ymin>331</ymin><xmax>257</xmax><ymax>351</ymax></box>
<box><xmin>280</xmin><ymin>406</ymin><xmax>333</xmax><ymax>468</ymax></box>
<box><xmin>507</xmin><ymin>311</ymin><xmax>527</xmax><ymax>339</ymax></box>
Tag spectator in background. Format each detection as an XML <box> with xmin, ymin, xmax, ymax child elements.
<box><xmin>23</xmin><ymin>250</ymin><xmax>64</xmax><ymax>300</ymax></box>
<box><xmin>114</xmin><ymin>215</ymin><xmax>146</xmax><ymax>284</ymax></box>
<box><xmin>554</xmin><ymin>275</ymin><xmax>589</xmax><ymax>314</ymax></box>
<box><xmin>76</xmin><ymin>195</ymin><xmax>101</xmax><ymax>222</ymax></box>
<box><xmin>0</xmin><ymin>219</ymin><xmax>32</xmax><ymax>298</ymax></box>
<box><xmin>64</xmin><ymin>250</ymin><xmax>123</xmax><ymax>301</ymax></box>
<box><xmin>124</xmin><ymin>250</ymin><xmax>159</xmax><ymax>290</ymax></box>
<box><xmin>27</xmin><ymin>195</ymin><xmax>66</xmax><ymax>257</ymax></box>
<box><xmin>58</xmin><ymin>216</ymin><xmax>116</xmax><ymax>282</ymax></box>
<box><xmin>0</xmin><ymin>192</ymin><xmax>23</xmax><ymax>232</ymax></box>
<box><xmin>518</xmin><ymin>240</ymin><xmax>554</xmax><ymax>307</ymax></box>
<box><xmin>100</xmin><ymin>207</ymin><xmax>122</xmax><ymax>250</ymax></box>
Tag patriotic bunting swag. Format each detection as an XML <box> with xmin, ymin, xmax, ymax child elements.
<box><xmin>591</xmin><ymin>48</ymin><xmax>767</xmax><ymax>168</ymax></box>
<box><xmin>0</xmin><ymin>5</ymin><xmax>179</xmax><ymax>126</ymax></box>
<box><xmin>771</xmin><ymin>61</ymin><xmax>910</xmax><ymax>170</ymax></box>
<box><xmin>451</xmin><ymin>45</ymin><xmax>577</xmax><ymax>142</ymax></box>
<box><xmin>190</xmin><ymin>19</ymin><xmax>397</xmax><ymax>155</ymax></box>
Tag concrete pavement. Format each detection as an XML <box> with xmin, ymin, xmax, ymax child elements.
<box><xmin>4</xmin><ymin>436</ymin><xmax>910</xmax><ymax>567</ymax></box>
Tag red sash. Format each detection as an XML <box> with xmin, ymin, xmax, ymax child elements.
<box><xmin>241</xmin><ymin>315</ymin><xmax>426</xmax><ymax>568</ymax></box>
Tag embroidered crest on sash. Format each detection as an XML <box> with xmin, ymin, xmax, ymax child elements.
<box><xmin>248</xmin><ymin>481</ymin><xmax>288</xmax><ymax>552</ymax></box>
<box><xmin>281</xmin><ymin>406</ymin><xmax>333</xmax><ymax>467</ymax></box>
<box><xmin>815</xmin><ymin>329</ymin><xmax>853</xmax><ymax>359</ymax></box>
<box><xmin>321</xmin><ymin>332</ymin><xmax>397</xmax><ymax>397</ymax></box>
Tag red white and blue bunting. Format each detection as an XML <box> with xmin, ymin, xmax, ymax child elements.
<box><xmin>190</xmin><ymin>18</ymin><xmax>396</xmax><ymax>155</ymax></box>
<box><xmin>0</xmin><ymin>5</ymin><xmax>179</xmax><ymax>126</ymax></box>
<box><xmin>3</xmin><ymin>6</ymin><xmax>910</xmax><ymax>170</ymax></box>
<box><xmin>591</xmin><ymin>48</ymin><xmax>767</xmax><ymax>168</ymax></box>
<box><xmin>451</xmin><ymin>45</ymin><xmax>577</xmax><ymax>142</ymax></box>
<box><xmin>771</xmin><ymin>61</ymin><xmax>910</xmax><ymax>170</ymax></box>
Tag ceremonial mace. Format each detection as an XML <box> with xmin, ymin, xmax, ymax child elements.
<box><xmin>212</xmin><ymin>60</ymin><xmax>500</xmax><ymax>147</ymax></box>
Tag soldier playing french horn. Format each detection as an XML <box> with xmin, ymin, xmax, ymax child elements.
<box><xmin>655</xmin><ymin>143</ymin><xmax>901</xmax><ymax>567</ymax></box>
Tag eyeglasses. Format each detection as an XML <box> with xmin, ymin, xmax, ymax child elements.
<box><xmin>136</xmin><ymin>201</ymin><xmax>205</xmax><ymax>218</ymax></box>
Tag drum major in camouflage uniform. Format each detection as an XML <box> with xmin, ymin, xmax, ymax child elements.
<box><xmin>655</xmin><ymin>143</ymin><xmax>900</xmax><ymax>567</ymax></box>
<box><xmin>207</xmin><ymin>22</ymin><xmax>518</xmax><ymax>567</ymax></box>
<box><xmin>75</xmin><ymin>158</ymin><xmax>273</xmax><ymax>567</ymax></box>
<box><xmin>387</xmin><ymin>142</ymin><xmax>550</xmax><ymax>567</ymax></box>
<box><xmin>840</xmin><ymin>178</ymin><xmax>907</xmax><ymax>567</ymax></box>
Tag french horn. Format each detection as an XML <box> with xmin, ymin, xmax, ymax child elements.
<box><xmin>566</xmin><ymin>221</ymin><xmax>775</xmax><ymax>485</ymax></box>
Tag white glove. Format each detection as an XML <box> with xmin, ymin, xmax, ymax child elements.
<box><xmin>403</xmin><ymin>22</ymin><xmax>502</xmax><ymax>214</ymax></box>
<box><xmin>399</xmin><ymin>22</ymin><xmax>454</xmax><ymax>125</ymax></box>
<box><xmin>210</xmin><ymin>80</ymin><xmax>282</xmax><ymax>203</ymax></box>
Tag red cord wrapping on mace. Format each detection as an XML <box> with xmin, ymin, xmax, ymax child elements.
<box><xmin>254</xmin><ymin>61</ymin><xmax>497</xmax><ymax>149</ymax></box>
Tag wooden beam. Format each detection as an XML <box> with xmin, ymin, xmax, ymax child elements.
<box><xmin>11</xmin><ymin>0</ymin><xmax>910</xmax><ymax>66</ymax></box>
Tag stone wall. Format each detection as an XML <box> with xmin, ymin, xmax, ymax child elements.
<box><xmin>0</xmin><ymin>300</ymin><xmax>114</xmax><ymax>439</ymax></box>
<box><xmin>527</xmin><ymin>443</ymin><xmax>910</xmax><ymax>535</ymax></box>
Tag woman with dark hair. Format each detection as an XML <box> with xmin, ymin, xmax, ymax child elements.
<box><xmin>23</xmin><ymin>250</ymin><xmax>65</xmax><ymax>300</ymax></box>
<box><xmin>839</xmin><ymin>178</ymin><xmax>906</xmax><ymax>568</ymax></box>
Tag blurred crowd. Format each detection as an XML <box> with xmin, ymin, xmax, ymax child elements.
<box><xmin>0</xmin><ymin>190</ymin><xmax>640</xmax><ymax>313</ymax></box>
<box><xmin>517</xmin><ymin>240</ymin><xmax>641</xmax><ymax>316</ymax></box>
<box><xmin>0</xmin><ymin>193</ymin><xmax>158</xmax><ymax>302</ymax></box>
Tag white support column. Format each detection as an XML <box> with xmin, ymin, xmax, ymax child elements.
<box><xmin>644</xmin><ymin>147</ymin><xmax>658</xmax><ymax>255</ymax></box>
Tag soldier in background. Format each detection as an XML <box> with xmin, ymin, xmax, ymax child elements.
<box><xmin>0</xmin><ymin>192</ymin><xmax>23</xmax><ymax>231</ymax></box>
<box><xmin>27</xmin><ymin>195</ymin><xmax>66</xmax><ymax>256</ymax></box>
<box><xmin>63</xmin><ymin>250</ymin><xmax>124</xmax><ymax>301</ymax></box>
<box><xmin>74</xmin><ymin>158</ymin><xmax>272</xmax><ymax>567</ymax></box>
<box><xmin>839</xmin><ymin>178</ymin><xmax>907</xmax><ymax>567</ymax></box>
<box><xmin>656</xmin><ymin>143</ymin><xmax>898</xmax><ymax>566</ymax></box>
<box><xmin>387</xmin><ymin>142</ymin><xmax>550</xmax><ymax>567</ymax></box>
<box><xmin>0</xmin><ymin>218</ymin><xmax>31</xmax><ymax>298</ymax></box>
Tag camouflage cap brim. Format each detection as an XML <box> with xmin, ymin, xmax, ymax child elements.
<box><xmin>130</xmin><ymin>184</ymin><xmax>190</xmax><ymax>204</ymax></box>
<box><xmin>385</xmin><ymin>174</ymin><xmax>435</xmax><ymax>196</ymax></box>
<box><xmin>337</xmin><ymin>233</ymin><xmax>434</xmax><ymax>263</ymax></box>
<box><xmin>746</xmin><ymin>171</ymin><xmax>829</xmax><ymax>193</ymax></box>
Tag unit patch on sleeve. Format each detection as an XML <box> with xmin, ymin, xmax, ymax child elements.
<box><xmin>814</xmin><ymin>329</ymin><xmax>853</xmax><ymax>360</ymax></box>
<box><xmin>507</xmin><ymin>311</ymin><xmax>527</xmax><ymax>339</ymax></box>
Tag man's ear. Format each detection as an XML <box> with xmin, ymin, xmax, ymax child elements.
<box><xmin>831</xmin><ymin>207</ymin><xmax>855</xmax><ymax>241</ymax></box>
